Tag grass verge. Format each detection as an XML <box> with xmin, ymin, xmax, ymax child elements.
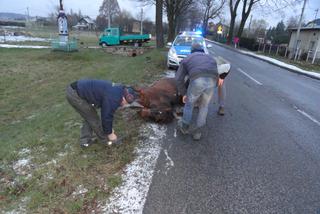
<box><xmin>0</xmin><ymin>47</ymin><xmax>165</xmax><ymax>213</ymax></box>
<box><xmin>256</xmin><ymin>52</ymin><xmax>320</xmax><ymax>73</ymax></box>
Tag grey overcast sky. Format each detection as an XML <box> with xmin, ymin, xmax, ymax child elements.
<box><xmin>0</xmin><ymin>0</ymin><xmax>319</xmax><ymax>27</ymax></box>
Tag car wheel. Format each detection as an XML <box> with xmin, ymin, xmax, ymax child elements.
<box><xmin>101</xmin><ymin>42</ymin><xmax>107</xmax><ymax>47</ymax></box>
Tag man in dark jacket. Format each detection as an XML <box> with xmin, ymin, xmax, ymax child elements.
<box><xmin>175</xmin><ymin>43</ymin><xmax>218</xmax><ymax>140</ymax></box>
<box><xmin>66</xmin><ymin>79</ymin><xmax>137</xmax><ymax>147</ymax></box>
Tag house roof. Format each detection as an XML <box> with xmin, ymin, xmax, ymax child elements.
<box><xmin>79</xmin><ymin>16</ymin><xmax>95</xmax><ymax>24</ymax></box>
<box><xmin>289</xmin><ymin>18</ymin><xmax>320</xmax><ymax>31</ymax></box>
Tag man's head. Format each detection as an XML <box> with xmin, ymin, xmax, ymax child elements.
<box><xmin>122</xmin><ymin>86</ymin><xmax>138</xmax><ymax>105</ymax></box>
<box><xmin>191</xmin><ymin>43</ymin><xmax>204</xmax><ymax>53</ymax></box>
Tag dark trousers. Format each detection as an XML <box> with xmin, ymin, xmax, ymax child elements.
<box><xmin>66</xmin><ymin>86</ymin><xmax>106</xmax><ymax>145</ymax></box>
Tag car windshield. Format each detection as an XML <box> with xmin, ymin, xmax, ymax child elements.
<box><xmin>173</xmin><ymin>36</ymin><xmax>204</xmax><ymax>47</ymax></box>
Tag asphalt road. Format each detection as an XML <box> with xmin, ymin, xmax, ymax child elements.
<box><xmin>143</xmin><ymin>42</ymin><xmax>320</xmax><ymax>213</ymax></box>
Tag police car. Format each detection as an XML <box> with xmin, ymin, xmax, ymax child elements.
<box><xmin>167</xmin><ymin>31</ymin><xmax>212</xmax><ymax>69</ymax></box>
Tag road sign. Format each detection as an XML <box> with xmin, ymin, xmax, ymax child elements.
<box><xmin>217</xmin><ymin>25</ymin><xmax>223</xmax><ymax>34</ymax></box>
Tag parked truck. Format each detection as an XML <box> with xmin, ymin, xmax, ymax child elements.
<box><xmin>99</xmin><ymin>28</ymin><xmax>151</xmax><ymax>46</ymax></box>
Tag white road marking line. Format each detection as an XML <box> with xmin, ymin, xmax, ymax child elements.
<box><xmin>102</xmin><ymin>123</ymin><xmax>166</xmax><ymax>214</ymax></box>
<box><xmin>237</xmin><ymin>68</ymin><xmax>263</xmax><ymax>85</ymax></box>
<box><xmin>296</xmin><ymin>108</ymin><xmax>320</xmax><ymax>127</ymax></box>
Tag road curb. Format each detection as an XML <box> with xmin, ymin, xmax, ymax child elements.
<box><xmin>205</xmin><ymin>39</ymin><xmax>320</xmax><ymax>81</ymax></box>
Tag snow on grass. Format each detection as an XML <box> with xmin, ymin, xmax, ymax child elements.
<box><xmin>206</xmin><ymin>39</ymin><xmax>320</xmax><ymax>79</ymax></box>
<box><xmin>0</xmin><ymin>44</ymin><xmax>50</xmax><ymax>49</ymax></box>
<box><xmin>102</xmin><ymin>123</ymin><xmax>166</xmax><ymax>214</ymax></box>
<box><xmin>240</xmin><ymin>50</ymin><xmax>320</xmax><ymax>78</ymax></box>
<box><xmin>164</xmin><ymin>70</ymin><xmax>175</xmax><ymax>78</ymax></box>
<box><xmin>72</xmin><ymin>185</ymin><xmax>88</xmax><ymax>197</ymax></box>
<box><xmin>0</xmin><ymin>35</ymin><xmax>48</xmax><ymax>42</ymax></box>
<box><xmin>12</xmin><ymin>158</ymin><xmax>33</xmax><ymax>176</ymax></box>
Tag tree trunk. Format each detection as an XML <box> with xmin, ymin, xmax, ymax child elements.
<box><xmin>167</xmin><ymin>12</ymin><xmax>176</xmax><ymax>42</ymax></box>
<box><xmin>227</xmin><ymin>0</ymin><xmax>241</xmax><ymax>44</ymax></box>
<box><xmin>227</xmin><ymin>14</ymin><xmax>236</xmax><ymax>44</ymax></box>
<box><xmin>237</xmin><ymin>17</ymin><xmax>247</xmax><ymax>38</ymax></box>
<box><xmin>237</xmin><ymin>0</ymin><xmax>254</xmax><ymax>38</ymax></box>
<box><xmin>156</xmin><ymin>0</ymin><xmax>164</xmax><ymax>48</ymax></box>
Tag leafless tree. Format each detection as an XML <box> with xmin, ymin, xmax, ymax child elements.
<box><xmin>236</xmin><ymin>0</ymin><xmax>259</xmax><ymax>38</ymax></box>
<box><xmin>99</xmin><ymin>0</ymin><xmax>121</xmax><ymax>28</ymax></box>
<box><xmin>250</xmin><ymin>19</ymin><xmax>267</xmax><ymax>38</ymax></box>
<box><xmin>286</xmin><ymin>16</ymin><xmax>302</xmax><ymax>29</ymax></box>
<box><xmin>164</xmin><ymin>0</ymin><xmax>195</xmax><ymax>41</ymax></box>
<box><xmin>227</xmin><ymin>0</ymin><xmax>241</xmax><ymax>44</ymax></box>
<box><xmin>113</xmin><ymin>10</ymin><xmax>135</xmax><ymax>32</ymax></box>
<box><xmin>199</xmin><ymin>0</ymin><xmax>225</xmax><ymax>36</ymax></box>
<box><xmin>134</xmin><ymin>0</ymin><xmax>164</xmax><ymax>47</ymax></box>
<box><xmin>156</xmin><ymin>0</ymin><xmax>164</xmax><ymax>48</ymax></box>
<box><xmin>235</xmin><ymin>0</ymin><xmax>301</xmax><ymax>38</ymax></box>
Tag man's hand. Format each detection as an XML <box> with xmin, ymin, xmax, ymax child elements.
<box><xmin>182</xmin><ymin>95</ymin><xmax>187</xmax><ymax>104</ymax></box>
<box><xmin>218</xmin><ymin>78</ymin><xmax>224</xmax><ymax>87</ymax></box>
<box><xmin>108</xmin><ymin>130</ymin><xmax>117</xmax><ymax>141</ymax></box>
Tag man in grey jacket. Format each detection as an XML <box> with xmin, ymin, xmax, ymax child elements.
<box><xmin>175</xmin><ymin>43</ymin><xmax>218</xmax><ymax>140</ymax></box>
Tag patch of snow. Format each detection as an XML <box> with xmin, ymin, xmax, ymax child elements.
<box><xmin>1</xmin><ymin>26</ymin><xmax>25</xmax><ymax>29</ymax></box>
<box><xmin>163</xmin><ymin>149</ymin><xmax>174</xmax><ymax>175</ymax></box>
<box><xmin>13</xmin><ymin>156</ymin><xmax>34</xmax><ymax>176</ymax></box>
<box><xmin>13</xmin><ymin>159</ymin><xmax>30</xmax><ymax>170</ymax></box>
<box><xmin>5</xmin><ymin>197</ymin><xmax>29</xmax><ymax>214</ymax></box>
<box><xmin>72</xmin><ymin>185</ymin><xmax>88</xmax><ymax>197</ymax></box>
<box><xmin>0</xmin><ymin>35</ymin><xmax>48</xmax><ymax>42</ymax></box>
<box><xmin>10</xmin><ymin>120</ymin><xmax>21</xmax><ymax>125</ymax></box>
<box><xmin>102</xmin><ymin>123</ymin><xmax>166</xmax><ymax>214</ymax></box>
<box><xmin>18</xmin><ymin>148</ymin><xmax>30</xmax><ymax>156</ymax></box>
<box><xmin>45</xmin><ymin>159</ymin><xmax>57</xmax><ymax>166</ymax></box>
<box><xmin>240</xmin><ymin>50</ymin><xmax>320</xmax><ymax>79</ymax></box>
<box><xmin>163</xmin><ymin>70</ymin><xmax>175</xmax><ymax>78</ymax></box>
<box><xmin>57</xmin><ymin>152</ymin><xmax>68</xmax><ymax>157</ymax></box>
<box><xmin>0</xmin><ymin>44</ymin><xmax>50</xmax><ymax>49</ymax></box>
<box><xmin>206</xmin><ymin>39</ymin><xmax>320</xmax><ymax>79</ymax></box>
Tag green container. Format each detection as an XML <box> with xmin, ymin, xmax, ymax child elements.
<box><xmin>51</xmin><ymin>38</ymin><xmax>78</xmax><ymax>52</ymax></box>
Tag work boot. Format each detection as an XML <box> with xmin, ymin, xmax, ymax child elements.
<box><xmin>80</xmin><ymin>139</ymin><xmax>93</xmax><ymax>148</ymax></box>
<box><xmin>80</xmin><ymin>137</ymin><xmax>98</xmax><ymax>148</ymax></box>
<box><xmin>218</xmin><ymin>106</ymin><xmax>225</xmax><ymax>116</ymax></box>
<box><xmin>192</xmin><ymin>128</ymin><xmax>202</xmax><ymax>141</ymax></box>
<box><xmin>177</xmin><ymin>120</ymin><xmax>190</xmax><ymax>135</ymax></box>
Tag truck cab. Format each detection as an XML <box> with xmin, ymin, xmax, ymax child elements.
<box><xmin>99</xmin><ymin>28</ymin><xmax>121</xmax><ymax>46</ymax></box>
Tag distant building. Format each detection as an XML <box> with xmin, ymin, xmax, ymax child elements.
<box><xmin>132</xmin><ymin>21</ymin><xmax>140</xmax><ymax>33</ymax></box>
<box><xmin>72</xmin><ymin>16</ymin><xmax>96</xmax><ymax>30</ymax></box>
<box><xmin>288</xmin><ymin>18</ymin><xmax>320</xmax><ymax>59</ymax></box>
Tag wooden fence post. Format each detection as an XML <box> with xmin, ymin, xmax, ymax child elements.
<box><xmin>269</xmin><ymin>45</ymin><xmax>272</xmax><ymax>54</ymax></box>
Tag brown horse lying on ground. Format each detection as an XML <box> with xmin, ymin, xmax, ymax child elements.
<box><xmin>134</xmin><ymin>78</ymin><xmax>183</xmax><ymax>123</ymax></box>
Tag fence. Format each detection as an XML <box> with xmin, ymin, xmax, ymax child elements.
<box><xmin>257</xmin><ymin>43</ymin><xmax>319</xmax><ymax>65</ymax></box>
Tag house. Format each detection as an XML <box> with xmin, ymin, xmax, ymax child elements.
<box><xmin>288</xmin><ymin>18</ymin><xmax>320</xmax><ymax>60</ymax></box>
<box><xmin>72</xmin><ymin>16</ymin><xmax>96</xmax><ymax>30</ymax></box>
<box><xmin>132</xmin><ymin>21</ymin><xmax>140</xmax><ymax>33</ymax></box>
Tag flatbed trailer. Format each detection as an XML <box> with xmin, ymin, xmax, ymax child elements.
<box><xmin>99</xmin><ymin>27</ymin><xmax>151</xmax><ymax>46</ymax></box>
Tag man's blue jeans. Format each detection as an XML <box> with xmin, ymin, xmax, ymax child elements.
<box><xmin>182</xmin><ymin>77</ymin><xmax>216</xmax><ymax>128</ymax></box>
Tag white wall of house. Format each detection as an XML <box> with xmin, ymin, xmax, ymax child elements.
<box><xmin>289</xmin><ymin>30</ymin><xmax>320</xmax><ymax>51</ymax></box>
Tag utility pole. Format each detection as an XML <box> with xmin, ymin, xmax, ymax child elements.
<box><xmin>313</xmin><ymin>9</ymin><xmax>319</xmax><ymax>27</ymax></box>
<box><xmin>294</xmin><ymin>0</ymin><xmax>307</xmax><ymax>61</ymax></box>
<box><xmin>27</xmin><ymin>7</ymin><xmax>30</xmax><ymax>20</ymax></box>
<box><xmin>140</xmin><ymin>7</ymin><xmax>143</xmax><ymax>35</ymax></box>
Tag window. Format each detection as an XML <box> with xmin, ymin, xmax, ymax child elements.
<box><xmin>309</xmin><ymin>41</ymin><xmax>315</xmax><ymax>51</ymax></box>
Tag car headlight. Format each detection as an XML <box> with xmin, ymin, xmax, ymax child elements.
<box><xmin>168</xmin><ymin>48</ymin><xmax>177</xmax><ymax>58</ymax></box>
